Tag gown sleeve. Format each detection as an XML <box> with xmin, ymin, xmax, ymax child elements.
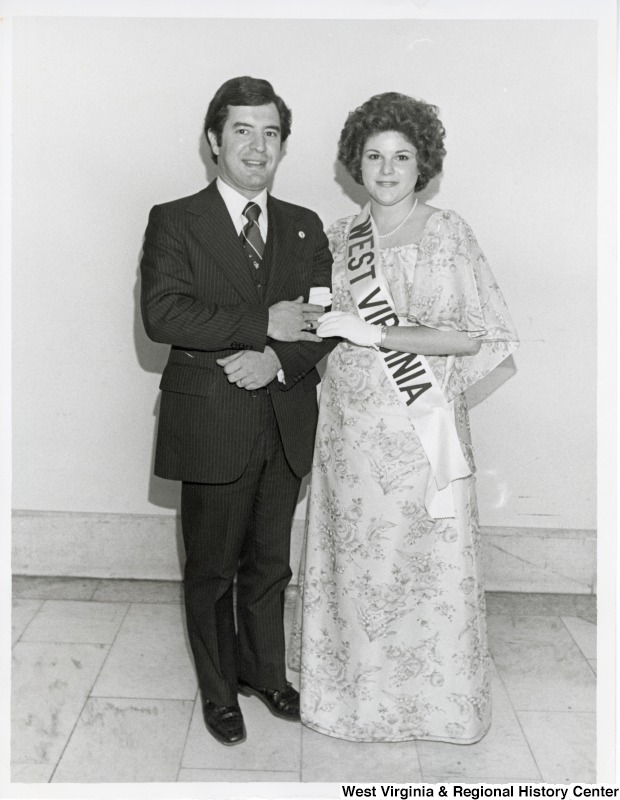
<box><xmin>407</xmin><ymin>210</ymin><xmax>519</xmax><ymax>397</ymax></box>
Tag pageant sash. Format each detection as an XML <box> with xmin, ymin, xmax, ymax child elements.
<box><xmin>344</xmin><ymin>205</ymin><xmax>471</xmax><ymax>519</ymax></box>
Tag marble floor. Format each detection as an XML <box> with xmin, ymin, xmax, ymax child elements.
<box><xmin>11</xmin><ymin>577</ymin><xmax>596</xmax><ymax>785</ymax></box>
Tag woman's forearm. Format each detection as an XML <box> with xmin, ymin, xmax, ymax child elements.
<box><xmin>382</xmin><ymin>324</ymin><xmax>481</xmax><ymax>356</ymax></box>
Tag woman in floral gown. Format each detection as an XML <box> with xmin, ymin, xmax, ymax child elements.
<box><xmin>290</xmin><ymin>92</ymin><xmax>519</xmax><ymax>744</ymax></box>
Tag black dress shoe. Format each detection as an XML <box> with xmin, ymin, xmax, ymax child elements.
<box><xmin>237</xmin><ymin>679</ymin><xmax>300</xmax><ymax>721</ymax></box>
<box><xmin>202</xmin><ymin>700</ymin><xmax>246</xmax><ymax>745</ymax></box>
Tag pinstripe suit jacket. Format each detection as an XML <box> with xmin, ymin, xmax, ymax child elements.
<box><xmin>140</xmin><ymin>180</ymin><xmax>335</xmax><ymax>483</ymax></box>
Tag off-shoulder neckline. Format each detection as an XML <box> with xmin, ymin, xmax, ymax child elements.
<box><xmin>339</xmin><ymin>208</ymin><xmax>449</xmax><ymax>249</ymax></box>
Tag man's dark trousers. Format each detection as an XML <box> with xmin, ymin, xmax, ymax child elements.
<box><xmin>181</xmin><ymin>396</ymin><xmax>300</xmax><ymax>707</ymax></box>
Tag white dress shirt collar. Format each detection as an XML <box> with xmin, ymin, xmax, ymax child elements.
<box><xmin>216</xmin><ymin>177</ymin><xmax>268</xmax><ymax>237</ymax></box>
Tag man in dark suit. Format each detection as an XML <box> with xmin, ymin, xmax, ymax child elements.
<box><xmin>140</xmin><ymin>76</ymin><xmax>335</xmax><ymax>746</ymax></box>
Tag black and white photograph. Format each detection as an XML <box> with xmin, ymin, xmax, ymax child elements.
<box><xmin>2</xmin><ymin>0</ymin><xmax>616</xmax><ymax>796</ymax></box>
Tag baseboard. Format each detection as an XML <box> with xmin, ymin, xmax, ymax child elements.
<box><xmin>12</xmin><ymin>510</ymin><xmax>596</xmax><ymax>594</ymax></box>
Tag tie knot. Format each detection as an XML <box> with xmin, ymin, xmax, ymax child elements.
<box><xmin>243</xmin><ymin>202</ymin><xmax>261</xmax><ymax>224</ymax></box>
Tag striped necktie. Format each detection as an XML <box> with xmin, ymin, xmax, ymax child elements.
<box><xmin>240</xmin><ymin>201</ymin><xmax>264</xmax><ymax>269</ymax></box>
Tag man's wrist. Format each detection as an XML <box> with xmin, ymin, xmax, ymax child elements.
<box><xmin>264</xmin><ymin>345</ymin><xmax>281</xmax><ymax>370</ymax></box>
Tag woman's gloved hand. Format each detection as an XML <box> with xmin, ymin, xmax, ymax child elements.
<box><xmin>316</xmin><ymin>311</ymin><xmax>382</xmax><ymax>348</ymax></box>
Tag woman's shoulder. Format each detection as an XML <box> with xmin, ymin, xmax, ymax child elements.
<box><xmin>326</xmin><ymin>215</ymin><xmax>356</xmax><ymax>252</ymax></box>
<box><xmin>417</xmin><ymin>207</ymin><xmax>487</xmax><ymax>267</ymax></box>
<box><xmin>420</xmin><ymin>206</ymin><xmax>478</xmax><ymax>244</ymax></box>
<box><xmin>326</xmin><ymin>214</ymin><xmax>356</xmax><ymax>235</ymax></box>
<box><xmin>421</xmin><ymin>205</ymin><xmax>466</xmax><ymax>229</ymax></box>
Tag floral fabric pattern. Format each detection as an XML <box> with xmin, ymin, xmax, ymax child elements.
<box><xmin>290</xmin><ymin>210</ymin><xmax>518</xmax><ymax>744</ymax></box>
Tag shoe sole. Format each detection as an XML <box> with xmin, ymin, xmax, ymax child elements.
<box><xmin>238</xmin><ymin>684</ymin><xmax>300</xmax><ymax>721</ymax></box>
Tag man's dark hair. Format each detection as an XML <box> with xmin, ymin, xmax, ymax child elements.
<box><xmin>204</xmin><ymin>76</ymin><xmax>292</xmax><ymax>163</ymax></box>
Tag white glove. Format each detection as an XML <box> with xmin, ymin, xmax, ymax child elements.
<box><xmin>316</xmin><ymin>311</ymin><xmax>382</xmax><ymax>347</ymax></box>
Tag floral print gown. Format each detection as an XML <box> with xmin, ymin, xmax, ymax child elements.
<box><xmin>290</xmin><ymin>210</ymin><xmax>519</xmax><ymax>743</ymax></box>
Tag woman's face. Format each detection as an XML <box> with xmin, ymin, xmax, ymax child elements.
<box><xmin>360</xmin><ymin>130</ymin><xmax>419</xmax><ymax>207</ymax></box>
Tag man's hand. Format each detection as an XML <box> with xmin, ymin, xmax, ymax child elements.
<box><xmin>267</xmin><ymin>296</ymin><xmax>324</xmax><ymax>342</ymax></box>
<box><xmin>216</xmin><ymin>347</ymin><xmax>282</xmax><ymax>390</ymax></box>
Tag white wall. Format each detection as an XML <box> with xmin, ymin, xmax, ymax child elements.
<box><xmin>12</xmin><ymin>16</ymin><xmax>597</xmax><ymax>530</ymax></box>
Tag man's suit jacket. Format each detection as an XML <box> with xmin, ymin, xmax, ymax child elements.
<box><xmin>140</xmin><ymin>180</ymin><xmax>335</xmax><ymax>483</ymax></box>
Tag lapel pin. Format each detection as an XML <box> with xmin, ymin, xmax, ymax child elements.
<box><xmin>298</xmin><ymin>231</ymin><xmax>305</xmax><ymax>238</ymax></box>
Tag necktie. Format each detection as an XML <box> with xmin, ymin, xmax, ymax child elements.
<box><xmin>240</xmin><ymin>202</ymin><xmax>264</xmax><ymax>270</ymax></box>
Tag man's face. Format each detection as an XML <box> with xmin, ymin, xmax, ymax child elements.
<box><xmin>208</xmin><ymin>103</ymin><xmax>282</xmax><ymax>198</ymax></box>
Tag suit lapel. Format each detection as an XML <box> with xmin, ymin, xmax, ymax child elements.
<box><xmin>188</xmin><ymin>182</ymin><xmax>260</xmax><ymax>303</ymax></box>
<box><xmin>264</xmin><ymin>197</ymin><xmax>301</xmax><ymax>305</ymax></box>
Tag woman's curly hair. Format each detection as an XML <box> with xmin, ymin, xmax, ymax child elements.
<box><xmin>338</xmin><ymin>92</ymin><xmax>446</xmax><ymax>191</ymax></box>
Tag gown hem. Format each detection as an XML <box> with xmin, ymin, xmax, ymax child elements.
<box><xmin>301</xmin><ymin>718</ymin><xmax>492</xmax><ymax>745</ymax></box>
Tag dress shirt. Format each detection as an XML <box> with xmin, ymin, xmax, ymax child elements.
<box><xmin>215</xmin><ymin>178</ymin><xmax>284</xmax><ymax>382</ymax></box>
<box><xmin>216</xmin><ymin>178</ymin><xmax>268</xmax><ymax>240</ymax></box>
